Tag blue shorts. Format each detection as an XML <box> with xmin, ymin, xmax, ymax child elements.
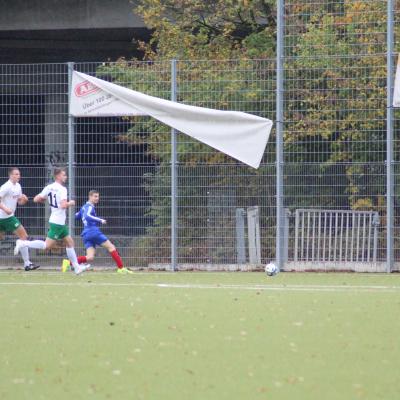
<box><xmin>82</xmin><ymin>230</ymin><xmax>108</xmax><ymax>249</ymax></box>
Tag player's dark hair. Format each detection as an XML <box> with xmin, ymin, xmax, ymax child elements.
<box><xmin>88</xmin><ymin>190</ymin><xmax>99</xmax><ymax>197</ymax></box>
<box><xmin>53</xmin><ymin>167</ymin><xmax>65</xmax><ymax>177</ymax></box>
<box><xmin>8</xmin><ymin>167</ymin><xmax>19</xmax><ymax>175</ymax></box>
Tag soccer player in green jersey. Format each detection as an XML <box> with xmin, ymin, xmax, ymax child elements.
<box><xmin>0</xmin><ymin>167</ymin><xmax>39</xmax><ymax>271</ymax></box>
<box><xmin>14</xmin><ymin>167</ymin><xmax>89</xmax><ymax>275</ymax></box>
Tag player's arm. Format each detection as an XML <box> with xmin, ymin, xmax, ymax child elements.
<box><xmin>17</xmin><ymin>194</ymin><xmax>29</xmax><ymax>205</ymax></box>
<box><xmin>33</xmin><ymin>194</ymin><xmax>46</xmax><ymax>203</ymax></box>
<box><xmin>0</xmin><ymin>189</ymin><xmax>12</xmax><ymax>214</ymax></box>
<box><xmin>75</xmin><ymin>209</ymin><xmax>82</xmax><ymax>220</ymax></box>
<box><xmin>59</xmin><ymin>187</ymin><xmax>75</xmax><ymax>209</ymax></box>
<box><xmin>0</xmin><ymin>199</ymin><xmax>12</xmax><ymax>215</ymax></box>
<box><xmin>34</xmin><ymin>186</ymin><xmax>49</xmax><ymax>204</ymax></box>
<box><xmin>85</xmin><ymin>205</ymin><xmax>106</xmax><ymax>224</ymax></box>
<box><xmin>60</xmin><ymin>199</ymin><xmax>75</xmax><ymax>209</ymax></box>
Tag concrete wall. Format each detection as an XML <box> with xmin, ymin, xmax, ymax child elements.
<box><xmin>0</xmin><ymin>0</ymin><xmax>149</xmax><ymax>62</ymax></box>
<box><xmin>0</xmin><ymin>0</ymin><xmax>145</xmax><ymax>30</ymax></box>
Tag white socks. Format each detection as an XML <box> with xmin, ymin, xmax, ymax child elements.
<box><xmin>19</xmin><ymin>246</ymin><xmax>30</xmax><ymax>266</ymax></box>
<box><xmin>66</xmin><ymin>247</ymin><xmax>79</xmax><ymax>269</ymax></box>
<box><xmin>22</xmin><ymin>240</ymin><xmax>46</xmax><ymax>250</ymax></box>
<box><xmin>17</xmin><ymin>241</ymin><xmax>80</xmax><ymax>270</ymax></box>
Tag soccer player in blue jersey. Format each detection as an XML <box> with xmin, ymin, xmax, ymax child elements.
<box><xmin>63</xmin><ymin>190</ymin><xmax>132</xmax><ymax>274</ymax></box>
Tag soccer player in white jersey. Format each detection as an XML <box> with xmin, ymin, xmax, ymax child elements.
<box><xmin>14</xmin><ymin>167</ymin><xmax>89</xmax><ymax>275</ymax></box>
<box><xmin>0</xmin><ymin>167</ymin><xmax>39</xmax><ymax>271</ymax></box>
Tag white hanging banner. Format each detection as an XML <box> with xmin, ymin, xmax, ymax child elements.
<box><xmin>393</xmin><ymin>54</ymin><xmax>400</xmax><ymax>107</ymax></box>
<box><xmin>70</xmin><ymin>71</ymin><xmax>273</xmax><ymax>168</ymax></box>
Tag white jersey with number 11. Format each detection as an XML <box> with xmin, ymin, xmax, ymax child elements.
<box><xmin>39</xmin><ymin>182</ymin><xmax>68</xmax><ymax>225</ymax></box>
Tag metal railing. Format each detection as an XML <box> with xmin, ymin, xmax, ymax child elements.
<box><xmin>294</xmin><ymin>209</ymin><xmax>379</xmax><ymax>264</ymax></box>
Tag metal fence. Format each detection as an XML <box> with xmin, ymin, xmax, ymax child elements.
<box><xmin>293</xmin><ymin>209</ymin><xmax>379</xmax><ymax>264</ymax></box>
<box><xmin>0</xmin><ymin>60</ymin><xmax>276</xmax><ymax>269</ymax></box>
<box><xmin>280</xmin><ymin>0</ymin><xmax>397</xmax><ymax>272</ymax></box>
<box><xmin>0</xmin><ymin>0</ymin><xmax>399</xmax><ymax>272</ymax></box>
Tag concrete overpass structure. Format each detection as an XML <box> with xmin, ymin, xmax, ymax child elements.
<box><xmin>0</xmin><ymin>0</ymin><xmax>149</xmax><ymax>63</ymax></box>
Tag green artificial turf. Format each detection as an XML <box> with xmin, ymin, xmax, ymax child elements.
<box><xmin>1</xmin><ymin>271</ymin><xmax>400</xmax><ymax>400</ymax></box>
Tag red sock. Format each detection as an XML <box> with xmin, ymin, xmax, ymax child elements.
<box><xmin>78</xmin><ymin>256</ymin><xmax>87</xmax><ymax>264</ymax></box>
<box><xmin>111</xmin><ymin>250</ymin><xmax>123</xmax><ymax>268</ymax></box>
<box><xmin>70</xmin><ymin>256</ymin><xmax>87</xmax><ymax>266</ymax></box>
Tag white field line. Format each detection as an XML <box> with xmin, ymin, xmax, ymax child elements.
<box><xmin>0</xmin><ymin>281</ymin><xmax>400</xmax><ymax>292</ymax></box>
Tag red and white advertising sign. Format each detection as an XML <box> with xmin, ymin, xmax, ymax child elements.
<box><xmin>69</xmin><ymin>71</ymin><xmax>273</xmax><ymax>169</ymax></box>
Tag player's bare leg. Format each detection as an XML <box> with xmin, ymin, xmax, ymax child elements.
<box><xmin>85</xmin><ymin>247</ymin><xmax>96</xmax><ymax>263</ymax></box>
<box><xmin>14</xmin><ymin>225</ymin><xmax>28</xmax><ymax>241</ymax></box>
<box><xmin>13</xmin><ymin>225</ymin><xmax>39</xmax><ymax>271</ymax></box>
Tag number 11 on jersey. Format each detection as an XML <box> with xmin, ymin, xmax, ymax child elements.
<box><xmin>48</xmin><ymin>192</ymin><xmax>58</xmax><ymax>208</ymax></box>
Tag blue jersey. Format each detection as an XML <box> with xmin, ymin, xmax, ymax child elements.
<box><xmin>75</xmin><ymin>202</ymin><xmax>108</xmax><ymax>248</ymax></box>
<box><xmin>75</xmin><ymin>202</ymin><xmax>104</xmax><ymax>233</ymax></box>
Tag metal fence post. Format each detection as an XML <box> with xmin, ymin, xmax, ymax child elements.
<box><xmin>171</xmin><ymin>59</ymin><xmax>178</xmax><ymax>271</ymax></box>
<box><xmin>284</xmin><ymin>208</ymin><xmax>290</xmax><ymax>263</ymax></box>
<box><xmin>235</xmin><ymin>208</ymin><xmax>246</xmax><ymax>264</ymax></box>
<box><xmin>67</xmin><ymin>62</ymin><xmax>75</xmax><ymax>237</ymax></box>
<box><xmin>247</xmin><ymin>206</ymin><xmax>261</xmax><ymax>264</ymax></box>
<box><xmin>276</xmin><ymin>0</ymin><xmax>285</xmax><ymax>269</ymax></box>
<box><xmin>387</xmin><ymin>0</ymin><xmax>394</xmax><ymax>273</ymax></box>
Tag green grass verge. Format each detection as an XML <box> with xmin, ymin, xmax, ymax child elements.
<box><xmin>1</xmin><ymin>271</ymin><xmax>400</xmax><ymax>400</ymax></box>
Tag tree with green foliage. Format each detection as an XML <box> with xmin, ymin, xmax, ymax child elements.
<box><xmin>284</xmin><ymin>1</ymin><xmax>388</xmax><ymax>212</ymax></box>
<box><xmin>97</xmin><ymin>1</ymin><xmax>278</xmax><ymax>265</ymax></box>
<box><xmin>135</xmin><ymin>0</ymin><xmax>276</xmax><ymax>60</ymax></box>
